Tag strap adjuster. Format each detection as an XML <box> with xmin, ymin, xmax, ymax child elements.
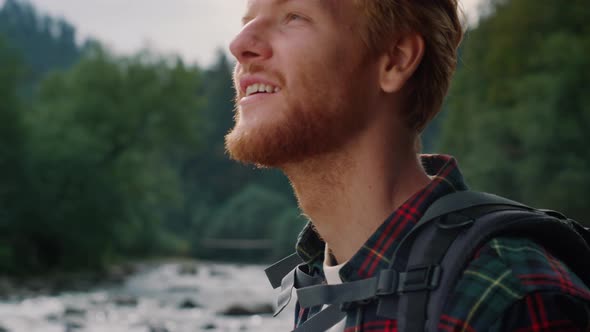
<box><xmin>398</xmin><ymin>265</ymin><xmax>441</xmax><ymax>293</ymax></box>
<box><xmin>376</xmin><ymin>265</ymin><xmax>442</xmax><ymax>296</ymax></box>
<box><xmin>376</xmin><ymin>270</ymin><xmax>399</xmax><ymax>296</ymax></box>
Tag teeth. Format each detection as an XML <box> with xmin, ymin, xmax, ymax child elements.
<box><xmin>246</xmin><ymin>85</ymin><xmax>257</xmax><ymax>96</ymax></box>
<box><xmin>245</xmin><ymin>83</ymin><xmax>280</xmax><ymax>96</ymax></box>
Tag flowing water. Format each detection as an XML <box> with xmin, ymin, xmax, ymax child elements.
<box><xmin>0</xmin><ymin>261</ymin><xmax>294</xmax><ymax>332</ymax></box>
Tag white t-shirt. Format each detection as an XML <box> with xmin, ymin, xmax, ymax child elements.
<box><xmin>322</xmin><ymin>246</ymin><xmax>347</xmax><ymax>332</ymax></box>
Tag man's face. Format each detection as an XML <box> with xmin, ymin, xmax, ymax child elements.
<box><xmin>226</xmin><ymin>0</ymin><xmax>377</xmax><ymax>167</ymax></box>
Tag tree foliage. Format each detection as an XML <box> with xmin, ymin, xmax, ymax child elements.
<box><xmin>4</xmin><ymin>0</ymin><xmax>587</xmax><ymax>276</ymax></box>
<box><xmin>0</xmin><ymin>0</ymin><xmax>80</xmax><ymax>94</ymax></box>
<box><xmin>197</xmin><ymin>184</ymin><xmax>304</xmax><ymax>261</ymax></box>
<box><xmin>0</xmin><ymin>1</ymin><xmax>302</xmax><ymax>274</ymax></box>
<box><xmin>0</xmin><ymin>37</ymin><xmax>28</xmax><ymax>273</ymax></box>
<box><xmin>440</xmin><ymin>0</ymin><xmax>590</xmax><ymax>222</ymax></box>
<box><xmin>1</xmin><ymin>41</ymin><xmax>207</xmax><ymax>273</ymax></box>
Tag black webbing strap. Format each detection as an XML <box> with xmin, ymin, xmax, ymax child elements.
<box><xmin>418</xmin><ymin>191</ymin><xmax>530</xmax><ymax>227</ymax></box>
<box><xmin>275</xmin><ymin>264</ymin><xmax>325</xmax><ymax>316</ymax></box>
<box><xmin>296</xmin><ymin>268</ymin><xmax>438</xmax><ymax>308</ymax></box>
<box><xmin>265</xmin><ymin>253</ymin><xmax>304</xmax><ymax>289</ymax></box>
<box><xmin>297</xmin><ymin>277</ymin><xmax>380</xmax><ymax>308</ymax></box>
<box><xmin>293</xmin><ymin>267</ymin><xmax>442</xmax><ymax>331</ymax></box>
<box><xmin>376</xmin><ymin>219</ymin><xmax>463</xmax><ymax>320</ymax></box>
<box><xmin>397</xmin><ymin>220</ymin><xmax>466</xmax><ymax>331</ymax></box>
<box><xmin>275</xmin><ymin>267</ymin><xmax>296</xmax><ymax>316</ymax></box>
<box><xmin>293</xmin><ymin>304</ymin><xmax>347</xmax><ymax>332</ymax></box>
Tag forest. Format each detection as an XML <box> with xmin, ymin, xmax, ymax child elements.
<box><xmin>0</xmin><ymin>0</ymin><xmax>588</xmax><ymax>276</ymax></box>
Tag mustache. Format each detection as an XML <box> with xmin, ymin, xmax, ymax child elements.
<box><xmin>234</xmin><ymin>63</ymin><xmax>285</xmax><ymax>87</ymax></box>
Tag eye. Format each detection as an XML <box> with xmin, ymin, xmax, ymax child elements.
<box><xmin>284</xmin><ymin>13</ymin><xmax>306</xmax><ymax>23</ymax></box>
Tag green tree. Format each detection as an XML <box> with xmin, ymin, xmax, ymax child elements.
<box><xmin>13</xmin><ymin>45</ymin><xmax>205</xmax><ymax>272</ymax></box>
<box><xmin>0</xmin><ymin>0</ymin><xmax>80</xmax><ymax>92</ymax></box>
<box><xmin>0</xmin><ymin>0</ymin><xmax>302</xmax><ymax>271</ymax></box>
<box><xmin>198</xmin><ymin>184</ymin><xmax>305</xmax><ymax>261</ymax></box>
<box><xmin>0</xmin><ymin>37</ymin><xmax>29</xmax><ymax>273</ymax></box>
<box><xmin>440</xmin><ymin>0</ymin><xmax>590</xmax><ymax>222</ymax></box>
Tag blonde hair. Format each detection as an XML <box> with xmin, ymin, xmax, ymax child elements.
<box><xmin>356</xmin><ymin>0</ymin><xmax>464</xmax><ymax>131</ymax></box>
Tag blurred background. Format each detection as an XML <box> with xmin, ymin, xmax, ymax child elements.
<box><xmin>0</xmin><ymin>0</ymin><xmax>588</xmax><ymax>331</ymax></box>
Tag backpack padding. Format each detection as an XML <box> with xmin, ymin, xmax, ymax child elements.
<box><xmin>265</xmin><ymin>191</ymin><xmax>590</xmax><ymax>332</ymax></box>
<box><xmin>423</xmin><ymin>210</ymin><xmax>590</xmax><ymax>332</ymax></box>
<box><xmin>418</xmin><ymin>191</ymin><xmax>531</xmax><ymax>226</ymax></box>
<box><xmin>387</xmin><ymin>207</ymin><xmax>533</xmax><ymax>331</ymax></box>
<box><xmin>390</xmin><ymin>190</ymin><xmax>590</xmax><ymax>332</ymax></box>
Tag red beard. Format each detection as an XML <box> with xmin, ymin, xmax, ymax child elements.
<box><xmin>225</xmin><ymin>90</ymin><xmax>370</xmax><ymax>168</ymax></box>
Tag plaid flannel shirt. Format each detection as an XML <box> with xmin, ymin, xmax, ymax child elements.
<box><xmin>293</xmin><ymin>155</ymin><xmax>590</xmax><ymax>331</ymax></box>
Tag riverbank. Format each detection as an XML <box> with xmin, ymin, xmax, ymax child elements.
<box><xmin>0</xmin><ymin>261</ymin><xmax>139</xmax><ymax>301</ymax></box>
<box><xmin>0</xmin><ymin>260</ymin><xmax>292</xmax><ymax>332</ymax></box>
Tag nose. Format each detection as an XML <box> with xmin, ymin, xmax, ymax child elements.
<box><xmin>229</xmin><ymin>21</ymin><xmax>273</xmax><ymax>65</ymax></box>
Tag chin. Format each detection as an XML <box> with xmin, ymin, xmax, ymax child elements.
<box><xmin>226</xmin><ymin>102</ymin><xmax>366</xmax><ymax>169</ymax></box>
<box><xmin>225</xmin><ymin>119</ymin><xmax>293</xmax><ymax>168</ymax></box>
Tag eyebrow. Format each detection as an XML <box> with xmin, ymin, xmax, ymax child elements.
<box><xmin>241</xmin><ymin>0</ymin><xmax>333</xmax><ymax>25</ymax></box>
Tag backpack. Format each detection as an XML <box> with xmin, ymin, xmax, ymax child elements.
<box><xmin>265</xmin><ymin>191</ymin><xmax>590</xmax><ymax>332</ymax></box>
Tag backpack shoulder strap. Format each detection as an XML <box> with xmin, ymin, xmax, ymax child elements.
<box><xmin>418</xmin><ymin>191</ymin><xmax>530</xmax><ymax>225</ymax></box>
<box><xmin>387</xmin><ymin>191</ymin><xmax>590</xmax><ymax>332</ymax></box>
<box><xmin>265</xmin><ymin>191</ymin><xmax>590</xmax><ymax>332</ymax></box>
<box><xmin>377</xmin><ymin>190</ymin><xmax>534</xmax><ymax>331</ymax></box>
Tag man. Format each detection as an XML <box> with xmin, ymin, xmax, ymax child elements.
<box><xmin>226</xmin><ymin>0</ymin><xmax>590</xmax><ymax>331</ymax></box>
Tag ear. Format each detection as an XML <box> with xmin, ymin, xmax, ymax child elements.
<box><xmin>378</xmin><ymin>32</ymin><xmax>425</xmax><ymax>93</ymax></box>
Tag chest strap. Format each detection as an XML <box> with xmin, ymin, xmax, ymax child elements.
<box><xmin>297</xmin><ymin>266</ymin><xmax>441</xmax><ymax>309</ymax></box>
<box><xmin>267</xmin><ymin>251</ymin><xmax>447</xmax><ymax>331</ymax></box>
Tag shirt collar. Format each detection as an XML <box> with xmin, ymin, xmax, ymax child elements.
<box><xmin>294</xmin><ymin>154</ymin><xmax>469</xmax><ymax>281</ymax></box>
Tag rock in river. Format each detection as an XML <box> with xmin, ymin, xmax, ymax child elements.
<box><xmin>221</xmin><ymin>303</ymin><xmax>274</xmax><ymax>316</ymax></box>
<box><xmin>112</xmin><ymin>295</ymin><xmax>138</xmax><ymax>307</ymax></box>
<box><xmin>178</xmin><ymin>263</ymin><xmax>199</xmax><ymax>276</ymax></box>
<box><xmin>64</xmin><ymin>306</ymin><xmax>87</xmax><ymax>317</ymax></box>
<box><xmin>148</xmin><ymin>325</ymin><xmax>170</xmax><ymax>332</ymax></box>
<box><xmin>178</xmin><ymin>299</ymin><xmax>201</xmax><ymax>309</ymax></box>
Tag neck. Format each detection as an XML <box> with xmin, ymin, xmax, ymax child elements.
<box><xmin>282</xmin><ymin>120</ymin><xmax>431</xmax><ymax>264</ymax></box>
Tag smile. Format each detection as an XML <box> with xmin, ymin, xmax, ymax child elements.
<box><xmin>245</xmin><ymin>83</ymin><xmax>281</xmax><ymax>97</ymax></box>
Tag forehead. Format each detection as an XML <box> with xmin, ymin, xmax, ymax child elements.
<box><xmin>244</xmin><ymin>0</ymin><xmax>356</xmax><ymax>21</ymax></box>
<box><xmin>245</xmin><ymin>0</ymin><xmax>348</xmax><ymax>13</ymax></box>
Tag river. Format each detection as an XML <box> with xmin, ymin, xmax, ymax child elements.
<box><xmin>0</xmin><ymin>261</ymin><xmax>294</xmax><ymax>332</ymax></box>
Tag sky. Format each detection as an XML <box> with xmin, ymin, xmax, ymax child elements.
<box><xmin>1</xmin><ymin>0</ymin><xmax>485</xmax><ymax>67</ymax></box>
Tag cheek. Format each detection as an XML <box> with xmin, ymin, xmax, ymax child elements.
<box><xmin>288</xmin><ymin>52</ymin><xmax>348</xmax><ymax>95</ymax></box>
<box><xmin>277</xmin><ymin>33</ymin><xmax>371</xmax><ymax>106</ymax></box>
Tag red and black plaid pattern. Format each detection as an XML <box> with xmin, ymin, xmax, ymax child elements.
<box><xmin>293</xmin><ymin>155</ymin><xmax>590</xmax><ymax>331</ymax></box>
<box><xmin>487</xmin><ymin>292</ymin><xmax>590</xmax><ymax>331</ymax></box>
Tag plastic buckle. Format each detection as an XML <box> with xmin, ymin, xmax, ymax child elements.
<box><xmin>376</xmin><ymin>270</ymin><xmax>399</xmax><ymax>296</ymax></box>
<box><xmin>397</xmin><ymin>265</ymin><xmax>441</xmax><ymax>293</ymax></box>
